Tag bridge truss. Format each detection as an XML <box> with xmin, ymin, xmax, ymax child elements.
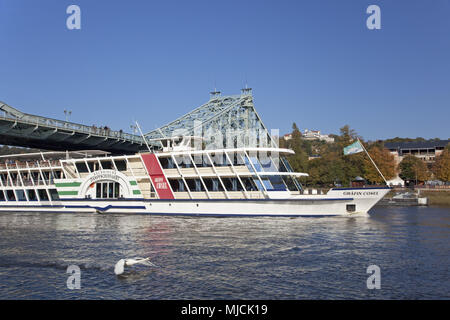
<box><xmin>0</xmin><ymin>89</ymin><xmax>276</xmax><ymax>153</ymax></box>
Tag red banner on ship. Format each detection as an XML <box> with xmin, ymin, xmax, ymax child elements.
<box><xmin>140</xmin><ymin>154</ymin><xmax>174</xmax><ymax>199</ymax></box>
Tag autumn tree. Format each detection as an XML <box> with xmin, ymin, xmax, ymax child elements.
<box><xmin>432</xmin><ymin>149</ymin><xmax>450</xmax><ymax>182</ymax></box>
<box><xmin>398</xmin><ymin>155</ymin><xmax>430</xmax><ymax>183</ymax></box>
<box><xmin>363</xmin><ymin>146</ymin><xmax>396</xmax><ymax>184</ymax></box>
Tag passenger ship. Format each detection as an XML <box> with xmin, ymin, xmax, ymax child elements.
<box><xmin>0</xmin><ymin>136</ymin><xmax>389</xmax><ymax>216</ymax></box>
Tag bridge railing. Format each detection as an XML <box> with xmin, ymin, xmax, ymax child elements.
<box><xmin>0</xmin><ymin>111</ymin><xmax>144</xmax><ymax>144</ymax></box>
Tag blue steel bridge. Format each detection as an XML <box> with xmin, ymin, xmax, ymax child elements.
<box><xmin>0</xmin><ymin>89</ymin><xmax>276</xmax><ymax>154</ymax></box>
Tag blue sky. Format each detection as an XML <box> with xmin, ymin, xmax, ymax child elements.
<box><xmin>0</xmin><ymin>0</ymin><xmax>449</xmax><ymax>141</ymax></box>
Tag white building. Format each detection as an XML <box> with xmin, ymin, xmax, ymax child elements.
<box><xmin>302</xmin><ymin>129</ymin><xmax>334</xmax><ymax>143</ymax></box>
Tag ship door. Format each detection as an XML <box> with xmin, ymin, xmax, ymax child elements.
<box><xmin>95</xmin><ymin>182</ymin><xmax>122</xmax><ymax>199</ymax></box>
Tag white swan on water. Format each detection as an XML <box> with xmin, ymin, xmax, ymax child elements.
<box><xmin>114</xmin><ymin>257</ymin><xmax>157</xmax><ymax>275</ymax></box>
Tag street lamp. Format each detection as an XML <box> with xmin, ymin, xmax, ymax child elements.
<box><xmin>64</xmin><ymin>109</ymin><xmax>72</xmax><ymax>122</ymax></box>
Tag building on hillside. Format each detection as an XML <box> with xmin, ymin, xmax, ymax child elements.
<box><xmin>308</xmin><ymin>155</ymin><xmax>321</xmax><ymax>161</ymax></box>
<box><xmin>283</xmin><ymin>133</ymin><xmax>293</xmax><ymax>141</ymax></box>
<box><xmin>302</xmin><ymin>129</ymin><xmax>334</xmax><ymax>143</ymax></box>
<box><xmin>385</xmin><ymin>140</ymin><xmax>449</xmax><ymax>165</ymax></box>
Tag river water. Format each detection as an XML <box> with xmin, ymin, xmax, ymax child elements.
<box><xmin>0</xmin><ymin>206</ymin><xmax>448</xmax><ymax>299</ymax></box>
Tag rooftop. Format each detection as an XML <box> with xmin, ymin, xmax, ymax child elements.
<box><xmin>384</xmin><ymin>140</ymin><xmax>449</xmax><ymax>150</ymax></box>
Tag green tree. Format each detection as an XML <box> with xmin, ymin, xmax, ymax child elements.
<box><xmin>432</xmin><ymin>150</ymin><xmax>450</xmax><ymax>182</ymax></box>
<box><xmin>284</xmin><ymin>123</ymin><xmax>309</xmax><ymax>173</ymax></box>
<box><xmin>398</xmin><ymin>155</ymin><xmax>430</xmax><ymax>183</ymax></box>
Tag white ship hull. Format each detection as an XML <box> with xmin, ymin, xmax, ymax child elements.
<box><xmin>0</xmin><ymin>187</ymin><xmax>390</xmax><ymax>216</ymax></box>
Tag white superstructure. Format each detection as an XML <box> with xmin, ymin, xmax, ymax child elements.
<box><xmin>0</xmin><ymin>137</ymin><xmax>390</xmax><ymax>216</ymax></box>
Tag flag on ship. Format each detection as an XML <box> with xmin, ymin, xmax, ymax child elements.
<box><xmin>343</xmin><ymin>140</ymin><xmax>364</xmax><ymax>155</ymax></box>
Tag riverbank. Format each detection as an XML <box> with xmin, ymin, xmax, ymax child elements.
<box><xmin>379</xmin><ymin>189</ymin><xmax>450</xmax><ymax>206</ymax></box>
<box><xmin>419</xmin><ymin>190</ymin><xmax>450</xmax><ymax>206</ymax></box>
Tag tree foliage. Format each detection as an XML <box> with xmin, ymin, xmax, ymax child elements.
<box><xmin>363</xmin><ymin>146</ymin><xmax>396</xmax><ymax>183</ymax></box>
<box><xmin>432</xmin><ymin>150</ymin><xmax>450</xmax><ymax>182</ymax></box>
<box><xmin>398</xmin><ymin>155</ymin><xmax>430</xmax><ymax>182</ymax></box>
<box><xmin>282</xmin><ymin>123</ymin><xmax>309</xmax><ymax>173</ymax></box>
<box><xmin>280</xmin><ymin>124</ymin><xmax>442</xmax><ymax>187</ymax></box>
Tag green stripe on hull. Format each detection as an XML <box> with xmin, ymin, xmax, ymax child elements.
<box><xmin>57</xmin><ymin>191</ymin><xmax>79</xmax><ymax>196</ymax></box>
<box><xmin>55</xmin><ymin>182</ymin><xmax>82</xmax><ymax>187</ymax></box>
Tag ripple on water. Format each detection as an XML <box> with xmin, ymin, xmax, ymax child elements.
<box><xmin>0</xmin><ymin>207</ymin><xmax>449</xmax><ymax>299</ymax></box>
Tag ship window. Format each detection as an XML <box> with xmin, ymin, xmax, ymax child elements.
<box><xmin>346</xmin><ymin>204</ymin><xmax>356</xmax><ymax>212</ymax></box>
<box><xmin>202</xmin><ymin>178</ymin><xmax>224</xmax><ymax>192</ymax></box>
<box><xmin>222</xmin><ymin>178</ymin><xmax>243</xmax><ymax>192</ymax></box>
<box><xmin>185</xmin><ymin>179</ymin><xmax>196</xmax><ymax>191</ymax></box>
<box><xmin>9</xmin><ymin>173</ymin><xmax>17</xmax><ymax>186</ymax></box>
<box><xmin>38</xmin><ymin>189</ymin><xmax>49</xmax><ymax>201</ymax></box>
<box><xmin>282</xmin><ymin>176</ymin><xmax>300</xmax><ymax>192</ymax></box>
<box><xmin>159</xmin><ymin>157</ymin><xmax>169</xmax><ymax>169</ymax></box>
<box><xmin>267</xmin><ymin>176</ymin><xmax>287</xmax><ymax>191</ymax></box>
<box><xmin>108</xmin><ymin>183</ymin><xmax>114</xmax><ymax>198</ymax></box>
<box><xmin>87</xmin><ymin>162</ymin><xmax>95</xmax><ymax>172</ymax></box>
<box><xmin>199</xmin><ymin>179</ymin><xmax>205</xmax><ymax>192</ymax></box>
<box><xmin>0</xmin><ymin>190</ymin><xmax>5</xmax><ymax>201</ymax></box>
<box><xmin>102</xmin><ymin>183</ymin><xmax>108</xmax><ymax>198</ymax></box>
<box><xmin>222</xmin><ymin>178</ymin><xmax>233</xmax><ymax>191</ymax></box>
<box><xmin>236</xmin><ymin>178</ymin><xmax>245</xmax><ymax>191</ymax></box>
<box><xmin>30</xmin><ymin>172</ymin><xmax>39</xmax><ymax>182</ymax></box>
<box><xmin>185</xmin><ymin>179</ymin><xmax>205</xmax><ymax>192</ymax></box>
<box><xmin>203</xmin><ymin>178</ymin><xmax>213</xmax><ymax>191</ymax></box>
<box><xmin>169</xmin><ymin>179</ymin><xmax>186</xmax><ymax>192</ymax></box>
<box><xmin>177</xmin><ymin>180</ymin><xmax>186</xmax><ymax>192</ymax></box>
<box><xmin>114</xmin><ymin>160</ymin><xmax>127</xmax><ymax>171</ymax></box>
<box><xmin>16</xmin><ymin>190</ymin><xmax>26</xmax><ymax>201</ymax></box>
<box><xmin>115</xmin><ymin>183</ymin><xmax>120</xmax><ymax>198</ymax></box>
<box><xmin>169</xmin><ymin>179</ymin><xmax>177</xmax><ymax>191</ymax></box>
<box><xmin>27</xmin><ymin>189</ymin><xmax>38</xmax><ymax>201</ymax></box>
<box><xmin>75</xmin><ymin>162</ymin><xmax>89</xmax><ymax>173</ymax></box>
<box><xmin>96</xmin><ymin>183</ymin><xmax>101</xmax><ymax>198</ymax></box>
<box><xmin>6</xmin><ymin>190</ymin><xmax>16</xmax><ymax>201</ymax></box>
<box><xmin>195</xmin><ymin>179</ymin><xmax>204</xmax><ymax>191</ymax></box>
<box><xmin>242</xmin><ymin>177</ymin><xmax>258</xmax><ymax>192</ymax></box>
<box><xmin>167</xmin><ymin>157</ymin><xmax>174</xmax><ymax>169</ymax></box>
<box><xmin>182</xmin><ymin>156</ymin><xmax>192</xmax><ymax>168</ymax></box>
<box><xmin>100</xmin><ymin>160</ymin><xmax>113</xmax><ymax>170</ymax></box>
<box><xmin>95</xmin><ymin>182</ymin><xmax>121</xmax><ymax>199</ymax></box>
<box><xmin>172</xmin><ymin>155</ymin><xmax>180</xmax><ymax>167</ymax></box>
<box><xmin>49</xmin><ymin>189</ymin><xmax>60</xmax><ymax>201</ymax></box>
